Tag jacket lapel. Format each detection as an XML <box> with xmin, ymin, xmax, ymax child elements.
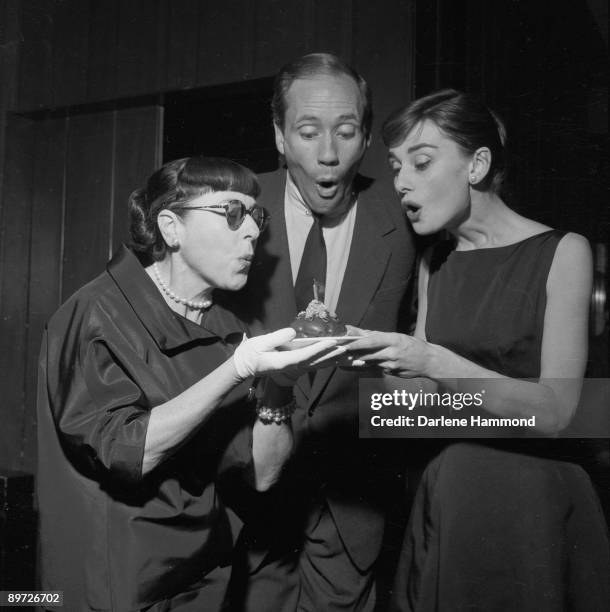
<box><xmin>308</xmin><ymin>186</ymin><xmax>395</xmax><ymax>406</ymax></box>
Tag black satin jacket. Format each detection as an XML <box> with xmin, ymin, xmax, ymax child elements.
<box><xmin>37</xmin><ymin>246</ymin><xmax>253</xmax><ymax>611</ymax></box>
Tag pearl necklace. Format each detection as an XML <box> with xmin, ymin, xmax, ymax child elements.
<box><xmin>153</xmin><ymin>263</ymin><xmax>212</xmax><ymax>310</ymax></box>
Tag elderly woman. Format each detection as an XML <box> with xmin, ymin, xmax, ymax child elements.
<box><xmin>36</xmin><ymin>157</ymin><xmax>337</xmax><ymax>611</ymax></box>
<box><xmin>347</xmin><ymin>90</ymin><xmax>610</xmax><ymax>610</ymax></box>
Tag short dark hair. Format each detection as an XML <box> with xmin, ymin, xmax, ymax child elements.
<box><xmin>271</xmin><ymin>52</ymin><xmax>373</xmax><ymax>137</ymax></box>
<box><xmin>382</xmin><ymin>89</ymin><xmax>508</xmax><ymax>193</ymax></box>
<box><xmin>128</xmin><ymin>156</ymin><xmax>260</xmax><ymax>262</ymax></box>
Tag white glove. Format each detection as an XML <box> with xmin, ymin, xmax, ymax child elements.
<box><xmin>232</xmin><ymin>328</ymin><xmax>338</xmax><ymax>380</ymax></box>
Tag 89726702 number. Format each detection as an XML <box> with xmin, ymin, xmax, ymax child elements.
<box><xmin>0</xmin><ymin>591</ymin><xmax>63</xmax><ymax>606</ymax></box>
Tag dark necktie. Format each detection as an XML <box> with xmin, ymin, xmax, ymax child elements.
<box><xmin>294</xmin><ymin>214</ymin><xmax>326</xmax><ymax>312</ymax></box>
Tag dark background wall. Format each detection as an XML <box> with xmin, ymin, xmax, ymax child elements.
<box><xmin>415</xmin><ymin>0</ymin><xmax>608</xmax><ymax>243</ymax></box>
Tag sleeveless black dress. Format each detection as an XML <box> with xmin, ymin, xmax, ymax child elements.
<box><xmin>391</xmin><ymin>230</ymin><xmax>610</xmax><ymax>612</ymax></box>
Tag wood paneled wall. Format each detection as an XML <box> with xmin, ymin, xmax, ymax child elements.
<box><xmin>0</xmin><ymin>0</ymin><xmax>27</xmax><ymax>472</ymax></box>
<box><xmin>14</xmin><ymin>0</ymin><xmax>413</xmax><ymax>173</ymax></box>
<box><xmin>0</xmin><ymin>105</ymin><xmax>162</xmax><ymax>472</ymax></box>
<box><xmin>0</xmin><ymin>116</ymin><xmax>35</xmax><ymax>473</ymax></box>
<box><xmin>0</xmin><ymin>0</ymin><xmax>20</xmax><ymax>183</ymax></box>
<box><xmin>14</xmin><ymin>0</ymin><xmax>399</xmax><ymax>113</ymax></box>
<box><xmin>0</xmin><ymin>0</ymin><xmax>415</xmax><ymax>473</ymax></box>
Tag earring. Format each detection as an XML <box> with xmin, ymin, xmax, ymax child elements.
<box><xmin>469</xmin><ymin>175</ymin><xmax>476</xmax><ymax>184</ymax></box>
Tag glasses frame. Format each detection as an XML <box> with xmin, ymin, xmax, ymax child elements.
<box><xmin>172</xmin><ymin>199</ymin><xmax>270</xmax><ymax>232</ymax></box>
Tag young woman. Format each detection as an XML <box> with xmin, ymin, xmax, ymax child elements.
<box><xmin>347</xmin><ymin>90</ymin><xmax>610</xmax><ymax>611</ymax></box>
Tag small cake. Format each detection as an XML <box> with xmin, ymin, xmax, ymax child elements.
<box><xmin>290</xmin><ymin>299</ymin><xmax>347</xmax><ymax>338</ymax></box>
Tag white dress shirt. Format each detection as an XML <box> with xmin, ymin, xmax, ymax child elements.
<box><xmin>284</xmin><ymin>173</ymin><xmax>357</xmax><ymax>315</ymax></box>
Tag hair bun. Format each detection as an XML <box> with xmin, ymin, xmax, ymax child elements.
<box><xmin>128</xmin><ymin>188</ymin><xmax>146</xmax><ymax>212</ymax></box>
<box><xmin>128</xmin><ymin>188</ymin><xmax>156</xmax><ymax>254</ymax></box>
<box><xmin>489</xmin><ymin>109</ymin><xmax>507</xmax><ymax>148</ymax></box>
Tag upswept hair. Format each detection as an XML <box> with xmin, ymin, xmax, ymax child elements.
<box><xmin>128</xmin><ymin>156</ymin><xmax>260</xmax><ymax>262</ymax></box>
<box><xmin>382</xmin><ymin>89</ymin><xmax>508</xmax><ymax>193</ymax></box>
<box><xmin>271</xmin><ymin>52</ymin><xmax>373</xmax><ymax>137</ymax></box>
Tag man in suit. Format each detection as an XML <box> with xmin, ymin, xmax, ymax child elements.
<box><xmin>229</xmin><ymin>53</ymin><xmax>416</xmax><ymax>612</ymax></box>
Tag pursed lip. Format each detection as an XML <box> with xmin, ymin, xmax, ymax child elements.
<box><xmin>402</xmin><ymin>200</ymin><xmax>421</xmax><ymax>221</ymax></box>
<box><xmin>237</xmin><ymin>252</ymin><xmax>254</xmax><ymax>265</ymax></box>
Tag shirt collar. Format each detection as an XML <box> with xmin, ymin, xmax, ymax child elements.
<box><xmin>285</xmin><ymin>172</ymin><xmax>314</xmax><ymax>217</ymax></box>
<box><xmin>106</xmin><ymin>246</ymin><xmax>247</xmax><ymax>351</ymax></box>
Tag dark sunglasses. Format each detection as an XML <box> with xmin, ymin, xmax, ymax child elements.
<box><xmin>174</xmin><ymin>200</ymin><xmax>270</xmax><ymax>232</ymax></box>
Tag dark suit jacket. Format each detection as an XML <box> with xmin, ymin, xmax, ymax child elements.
<box><xmin>234</xmin><ymin>169</ymin><xmax>416</xmax><ymax>572</ymax></box>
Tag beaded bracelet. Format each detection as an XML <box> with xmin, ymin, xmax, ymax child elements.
<box><xmin>255</xmin><ymin>397</ymin><xmax>297</xmax><ymax>425</ymax></box>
